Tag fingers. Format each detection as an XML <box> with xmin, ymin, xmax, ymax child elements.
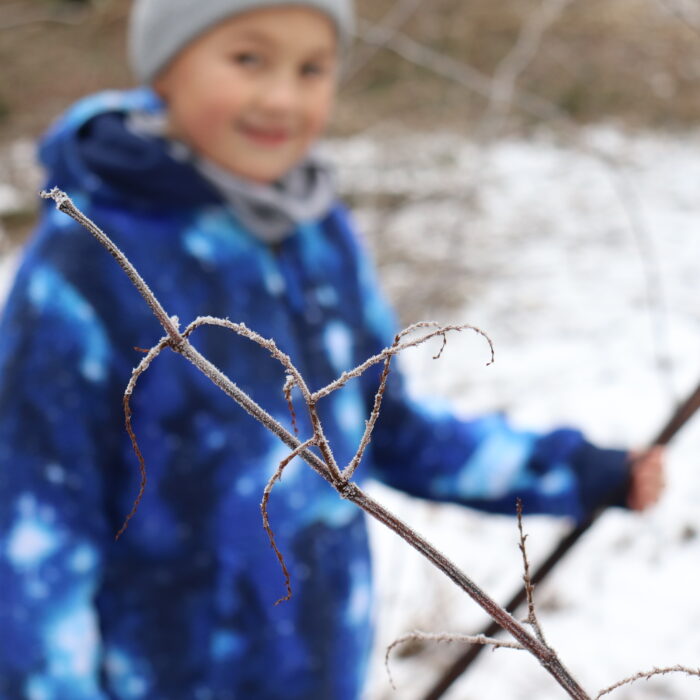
<box><xmin>627</xmin><ymin>446</ymin><xmax>666</xmax><ymax>511</ymax></box>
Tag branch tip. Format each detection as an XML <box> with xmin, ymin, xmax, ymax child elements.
<box><xmin>40</xmin><ymin>187</ymin><xmax>70</xmax><ymax>209</ymax></box>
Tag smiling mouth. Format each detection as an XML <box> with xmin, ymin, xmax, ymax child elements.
<box><xmin>240</xmin><ymin>124</ymin><xmax>291</xmax><ymax>147</ymax></box>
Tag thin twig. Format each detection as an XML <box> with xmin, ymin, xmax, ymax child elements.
<box><xmin>596</xmin><ymin>664</ymin><xmax>700</xmax><ymax>698</ymax></box>
<box><xmin>386</xmin><ymin>630</ymin><xmax>524</xmax><ymax>690</ymax></box>
<box><xmin>313</xmin><ymin>321</ymin><xmax>494</xmax><ymax>402</ymax></box>
<box><xmin>283</xmin><ymin>373</ymin><xmax>300</xmax><ymax>437</ymax></box>
<box><xmin>342</xmin><ymin>332</ymin><xmax>398</xmax><ymax>480</ymax></box>
<box><xmin>261</xmin><ymin>438</ymin><xmax>316</xmax><ymax>606</ymax></box>
<box><xmin>117</xmin><ymin>336</ymin><xmax>171</xmax><ymax>540</ymax></box>
<box><xmin>40</xmin><ymin>189</ymin><xmax>183</xmax><ymax>343</ymax></box>
<box><xmin>516</xmin><ymin>499</ymin><xmax>547</xmax><ymax>645</ymax></box>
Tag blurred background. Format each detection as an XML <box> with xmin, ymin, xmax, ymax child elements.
<box><xmin>3</xmin><ymin>0</ymin><xmax>700</xmax><ymax>273</ymax></box>
<box><xmin>3</xmin><ymin>1</ymin><xmax>700</xmax><ymax>699</ymax></box>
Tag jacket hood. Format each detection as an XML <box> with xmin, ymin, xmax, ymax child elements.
<box><xmin>39</xmin><ymin>88</ymin><xmax>222</xmax><ymax>209</ymax></box>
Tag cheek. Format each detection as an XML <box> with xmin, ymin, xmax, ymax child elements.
<box><xmin>191</xmin><ymin>93</ymin><xmax>241</xmax><ymax>133</ymax></box>
<box><xmin>168</xmin><ymin>79</ymin><xmax>243</xmax><ymax>145</ymax></box>
<box><xmin>304</xmin><ymin>91</ymin><xmax>335</xmax><ymax>138</ymax></box>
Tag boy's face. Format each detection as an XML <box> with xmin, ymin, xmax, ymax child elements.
<box><xmin>154</xmin><ymin>7</ymin><xmax>339</xmax><ymax>183</ymax></box>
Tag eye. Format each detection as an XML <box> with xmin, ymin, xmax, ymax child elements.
<box><xmin>300</xmin><ymin>62</ymin><xmax>326</xmax><ymax>78</ymax></box>
<box><xmin>230</xmin><ymin>51</ymin><xmax>262</xmax><ymax>68</ymax></box>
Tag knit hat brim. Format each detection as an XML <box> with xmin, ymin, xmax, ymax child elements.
<box><xmin>128</xmin><ymin>0</ymin><xmax>354</xmax><ymax>83</ymax></box>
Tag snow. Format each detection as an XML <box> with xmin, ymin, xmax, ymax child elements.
<box><xmin>325</xmin><ymin>126</ymin><xmax>700</xmax><ymax>699</ymax></box>
<box><xmin>3</xmin><ymin>123</ymin><xmax>700</xmax><ymax>698</ymax></box>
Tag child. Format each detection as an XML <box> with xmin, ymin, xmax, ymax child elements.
<box><xmin>0</xmin><ymin>1</ymin><xmax>664</xmax><ymax>698</ymax></box>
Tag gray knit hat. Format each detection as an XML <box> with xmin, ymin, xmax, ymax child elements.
<box><xmin>128</xmin><ymin>0</ymin><xmax>354</xmax><ymax>83</ymax></box>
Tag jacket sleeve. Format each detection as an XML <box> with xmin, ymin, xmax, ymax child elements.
<box><xmin>0</xmin><ymin>215</ymin><xmax>123</xmax><ymax>699</ymax></box>
<box><xmin>348</xmin><ymin>225</ymin><xmax>629</xmax><ymax>524</ymax></box>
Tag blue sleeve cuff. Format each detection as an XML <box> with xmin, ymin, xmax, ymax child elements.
<box><xmin>569</xmin><ymin>441</ymin><xmax>630</xmax><ymax>515</ymax></box>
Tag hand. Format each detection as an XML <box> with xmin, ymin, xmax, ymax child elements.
<box><xmin>627</xmin><ymin>446</ymin><xmax>665</xmax><ymax>511</ymax></box>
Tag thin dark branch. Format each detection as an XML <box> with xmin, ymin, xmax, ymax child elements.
<box><xmin>261</xmin><ymin>437</ymin><xmax>316</xmax><ymax>606</ymax></box>
<box><xmin>283</xmin><ymin>373</ymin><xmax>299</xmax><ymax>437</ymax></box>
<box><xmin>40</xmin><ymin>188</ymin><xmax>183</xmax><ymax>343</ymax></box>
<box><xmin>517</xmin><ymin>499</ymin><xmax>547</xmax><ymax>645</ymax></box>
<box><xmin>116</xmin><ymin>336</ymin><xmax>171</xmax><ymax>540</ymax></box>
<box><xmin>342</xmin><ymin>332</ymin><xmax>398</xmax><ymax>480</ymax></box>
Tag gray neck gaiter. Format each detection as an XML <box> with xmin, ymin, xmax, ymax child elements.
<box><xmin>128</xmin><ymin>110</ymin><xmax>337</xmax><ymax>244</ymax></box>
<box><xmin>194</xmin><ymin>154</ymin><xmax>337</xmax><ymax>244</ymax></box>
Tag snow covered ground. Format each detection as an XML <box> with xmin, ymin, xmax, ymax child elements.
<box><xmin>3</xmin><ymin>124</ymin><xmax>700</xmax><ymax>698</ymax></box>
<box><xmin>325</xmin><ymin>126</ymin><xmax>700</xmax><ymax>699</ymax></box>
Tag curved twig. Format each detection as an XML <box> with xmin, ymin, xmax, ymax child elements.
<box><xmin>116</xmin><ymin>336</ymin><xmax>171</xmax><ymax>540</ymax></box>
<box><xmin>342</xmin><ymin>331</ymin><xmax>399</xmax><ymax>480</ymax></box>
<box><xmin>283</xmin><ymin>373</ymin><xmax>300</xmax><ymax>437</ymax></box>
<box><xmin>183</xmin><ymin>316</ymin><xmax>312</xmax><ymax>402</ymax></box>
<box><xmin>40</xmin><ymin>189</ymin><xmax>183</xmax><ymax>343</ymax></box>
<box><xmin>183</xmin><ymin>316</ymin><xmax>341</xmax><ymax>478</ymax></box>
<box><xmin>386</xmin><ymin>630</ymin><xmax>524</xmax><ymax>690</ymax></box>
<box><xmin>596</xmin><ymin>665</ymin><xmax>700</xmax><ymax>698</ymax></box>
<box><xmin>313</xmin><ymin>321</ymin><xmax>495</xmax><ymax>402</ymax></box>
<box><xmin>261</xmin><ymin>438</ymin><xmax>316</xmax><ymax>606</ymax></box>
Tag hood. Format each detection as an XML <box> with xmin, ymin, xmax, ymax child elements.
<box><xmin>39</xmin><ymin>88</ymin><xmax>222</xmax><ymax>209</ymax></box>
<box><xmin>38</xmin><ymin>89</ymin><xmax>338</xmax><ymax>239</ymax></box>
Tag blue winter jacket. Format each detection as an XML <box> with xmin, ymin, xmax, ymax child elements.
<box><xmin>0</xmin><ymin>89</ymin><xmax>629</xmax><ymax>700</ymax></box>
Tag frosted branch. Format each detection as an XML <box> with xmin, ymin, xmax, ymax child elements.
<box><xmin>596</xmin><ymin>665</ymin><xmax>700</xmax><ymax>698</ymax></box>
<box><xmin>386</xmin><ymin>630</ymin><xmax>524</xmax><ymax>690</ymax></box>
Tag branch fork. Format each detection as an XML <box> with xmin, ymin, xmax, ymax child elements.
<box><xmin>42</xmin><ymin>187</ymin><xmax>700</xmax><ymax>700</ymax></box>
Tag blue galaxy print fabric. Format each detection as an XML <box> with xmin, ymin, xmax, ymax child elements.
<box><xmin>0</xmin><ymin>89</ymin><xmax>629</xmax><ymax>699</ymax></box>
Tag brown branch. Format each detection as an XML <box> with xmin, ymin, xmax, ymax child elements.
<box><xmin>313</xmin><ymin>321</ymin><xmax>495</xmax><ymax>402</ymax></box>
<box><xmin>342</xmin><ymin>331</ymin><xmax>398</xmax><ymax>480</ymax></box>
<box><xmin>261</xmin><ymin>438</ymin><xmax>316</xmax><ymax>606</ymax></box>
<box><xmin>596</xmin><ymin>665</ymin><xmax>700</xmax><ymax>698</ymax></box>
<box><xmin>116</xmin><ymin>336</ymin><xmax>171</xmax><ymax>540</ymax></box>
<box><xmin>283</xmin><ymin>373</ymin><xmax>299</xmax><ymax>437</ymax></box>
<box><xmin>343</xmin><ymin>483</ymin><xmax>590</xmax><ymax>700</ymax></box>
<box><xmin>386</xmin><ymin>631</ymin><xmax>524</xmax><ymax>690</ymax></box>
<box><xmin>42</xmin><ymin>189</ymin><xmax>591</xmax><ymax>700</ymax></box>
<box><xmin>517</xmin><ymin>499</ymin><xmax>547</xmax><ymax>645</ymax></box>
<box><xmin>40</xmin><ymin>188</ymin><xmax>183</xmax><ymax>343</ymax></box>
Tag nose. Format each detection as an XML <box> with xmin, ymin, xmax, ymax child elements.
<box><xmin>257</xmin><ymin>71</ymin><xmax>300</xmax><ymax>115</ymax></box>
